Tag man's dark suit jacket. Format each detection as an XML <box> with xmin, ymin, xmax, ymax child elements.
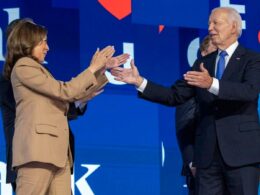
<box><xmin>140</xmin><ymin>45</ymin><xmax>260</xmax><ymax>168</ymax></box>
<box><xmin>67</xmin><ymin>102</ymin><xmax>87</xmax><ymax>174</ymax></box>
<box><xmin>0</xmin><ymin>74</ymin><xmax>17</xmax><ymax>183</ymax></box>
<box><xmin>175</xmin><ymin>98</ymin><xmax>197</xmax><ymax>176</ymax></box>
<box><xmin>0</xmin><ymin>74</ymin><xmax>86</xmax><ymax>183</ymax></box>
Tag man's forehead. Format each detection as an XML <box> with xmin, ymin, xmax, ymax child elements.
<box><xmin>209</xmin><ymin>10</ymin><xmax>228</xmax><ymax>20</ymax></box>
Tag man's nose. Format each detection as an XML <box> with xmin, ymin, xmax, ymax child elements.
<box><xmin>208</xmin><ymin>24</ymin><xmax>212</xmax><ymax>32</ymax></box>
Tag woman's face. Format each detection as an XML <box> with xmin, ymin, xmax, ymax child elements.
<box><xmin>32</xmin><ymin>36</ymin><xmax>49</xmax><ymax>63</ymax></box>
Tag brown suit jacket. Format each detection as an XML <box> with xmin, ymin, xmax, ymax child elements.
<box><xmin>11</xmin><ymin>57</ymin><xmax>107</xmax><ymax>168</ymax></box>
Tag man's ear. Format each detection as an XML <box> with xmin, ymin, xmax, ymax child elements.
<box><xmin>232</xmin><ymin>21</ymin><xmax>238</xmax><ymax>35</ymax></box>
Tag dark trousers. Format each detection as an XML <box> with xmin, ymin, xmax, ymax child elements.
<box><xmin>186</xmin><ymin>174</ymin><xmax>196</xmax><ymax>195</ymax></box>
<box><xmin>11</xmin><ymin>182</ymin><xmax>16</xmax><ymax>192</ymax></box>
<box><xmin>196</xmin><ymin>146</ymin><xmax>259</xmax><ymax>195</ymax></box>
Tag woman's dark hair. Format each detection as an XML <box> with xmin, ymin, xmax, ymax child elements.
<box><xmin>199</xmin><ymin>35</ymin><xmax>211</xmax><ymax>53</ymax></box>
<box><xmin>5</xmin><ymin>18</ymin><xmax>33</xmax><ymax>38</ymax></box>
<box><xmin>3</xmin><ymin>20</ymin><xmax>47</xmax><ymax>80</ymax></box>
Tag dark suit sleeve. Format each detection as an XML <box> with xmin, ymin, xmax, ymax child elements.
<box><xmin>139</xmin><ymin>79</ymin><xmax>195</xmax><ymax>107</ymax></box>
<box><xmin>67</xmin><ymin>102</ymin><xmax>87</xmax><ymax>121</ymax></box>
<box><xmin>0</xmin><ymin>75</ymin><xmax>17</xmax><ymax>183</ymax></box>
<box><xmin>219</xmin><ymin>53</ymin><xmax>260</xmax><ymax>101</ymax></box>
<box><xmin>137</xmin><ymin>58</ymin><xmax>203</xmax><ymax>107</ymax></box>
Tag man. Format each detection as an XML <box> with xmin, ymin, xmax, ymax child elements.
<box><xmin>112</xmin><ymin>7</ymin><xmax>260</xmax><ymax>195</ymax></box>
<box><xmin>0</xmin><ymin>72</ymin><xmax>17</xmax><ymax>189</ymax></box>
<box><xmin>0</xmin><ymin>19</ymin><xmax>129</xmax><ymax>192</ymax></box>
<box><xmin>175</xmin><ymin>35</ymin><xmax>217</xmax><ymax>195</ymax></box>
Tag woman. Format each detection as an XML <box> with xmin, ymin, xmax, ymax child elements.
<box><xmin>4</xmin><ymin>20</ymin><xmax>114</xmax><ymax>195</ymax></box>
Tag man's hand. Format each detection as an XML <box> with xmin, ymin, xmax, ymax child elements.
<box><xmin>111</xmin><ymin>59</ymin><xmax>143</xmax><ymax>87</ymax></box>
<box><xmin>106</xmin><ymin>53</ymin><xmax>130</xmax><ymax>69</ymax></box>
<box><xmin>184</xmin><ymin>63</ymin><xmax>213</xmax><ymax>89</ymax></box>
<box><xmin>190</xmin><ymin>166</ymin><xmax>196</xmax><ymax>177</ymax></box>
<box><xmin>189</xmin><ymin>162</ymin><xmax>196</xmax><ymax>177</ymax></box>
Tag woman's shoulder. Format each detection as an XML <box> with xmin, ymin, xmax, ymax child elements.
<box><xmin>15</xmin><ymin>57</ymin><xmax>40</xmax><ymax>67</ymax></box>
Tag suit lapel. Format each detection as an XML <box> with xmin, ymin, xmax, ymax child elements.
<box><xmin>221</xmin><ymin>45</ymin><xmax>246</xmax><ymax>80</ymax></box>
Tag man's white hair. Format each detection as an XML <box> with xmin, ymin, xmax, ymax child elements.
<box><xmin>211</xmin><ymin>7</ymin><xmax>242</xmax><ymax>37</ymax></box>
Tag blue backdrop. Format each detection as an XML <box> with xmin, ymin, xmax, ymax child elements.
<box><xmin>0</xmin><ymin>0</ymin><xmax>260</xmax><ymax>194</ymax></box>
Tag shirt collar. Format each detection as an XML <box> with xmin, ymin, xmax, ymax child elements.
<box><xmin>218</xmin><ymin>41</ymin><xmax>239</xmax><ymax>57</ymax></box>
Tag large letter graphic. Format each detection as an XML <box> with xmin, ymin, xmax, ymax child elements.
<box><xmin>220</xmin><ymin>0</ymin><xmax>246</xmax><ymax>29</ymax></box>
<box><xmin>187</xmin><ymin>37</ymin><xmax>200</xmax><ymax>67</ymax></box>
<box><xmin>106</xmin><ymin>42</ymin><xmax>134</xmax><ymax>85</ymax></box>
<box><xmin>0</xmin><ymin>161</ymin><xmax>12</xmax><ymax>195</ymax></box>
<box><xmin>75</xmin><ymin>164</ymin><xmax>100</xmax><ymax>195</ymax></box>
<box><xmin>0</xmin><ymin>8</ymin><xmax>20</xmax><ymax>62</ymax></box>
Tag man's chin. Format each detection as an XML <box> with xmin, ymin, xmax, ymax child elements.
<box><xmin>211</xmin><ymin>39</ymin><xmax>219</xmax><ymax>46</ymax></box>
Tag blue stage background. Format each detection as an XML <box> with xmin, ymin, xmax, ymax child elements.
<box><xmin>0</xmin><ymin>0</ymin><xmax>260</xmax><ymax>194</ymax></box>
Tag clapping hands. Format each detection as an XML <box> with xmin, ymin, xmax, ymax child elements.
<box><xmin>111</xmin><ymin>59</ymin><xmax>143</xmax><ymax>87</ymax></box>
<box><xmin>89</xmin><ymin>46</ymin><xmax>115</xmax><ymax>73</ymax></box>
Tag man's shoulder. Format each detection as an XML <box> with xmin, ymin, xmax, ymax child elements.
<box><xmin>245</xmin><ymin>49</ymin><xmax>260</xmax><ymax>58</ymax></box>
<box><xmin>236</xmin><ymin>45</ymin><xmax>260</xmax><ymax>59</ymax></box>
<box><xmin>0</xmin><ymin>74</ymin><xmax>4</xmax><ymax>82</ymax></box>
<box><xmin>0</xmin><ymin>74</ymin><xmax>13</xmax><ymax>104</ymax></box>
<box><xmin>193</xmin><ymin>51</ymin><xmax>217</xmax><ymax>70</ymax></box>
<box><xmin>0</xmin><ymin>74</ymin><xmax>10</xmax><ymax>86</ymax></box>
<box><xmin>203</xmin><ymin>50</ymin><xmax>218</xmax><ymax>59</ymax></box>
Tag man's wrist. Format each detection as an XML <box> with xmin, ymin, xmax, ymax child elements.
<box><xmin>189</xmin><ymin>162</ymin><xmax>193</xmax><ymax>169</ymax></box>
<box><xmin>135</xmin><ymin>76</ymin><xmax>143</xmax><ymax>87</ymax></box>
<box><xmin>208</xmin><ymin>77</ymin><xmax>220</xmax><ymax>95</ymax></box>
<box><xmin>207</xmin><ymin>77</ymin><xmax>213</xmax><ymax>89</ymax></box>
<box><xmin>137</xmin><ymin>78</ymin><xmax>147</xmax><ymax>93</ymax></box>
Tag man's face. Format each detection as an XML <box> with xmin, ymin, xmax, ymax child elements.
<box><xmin>208</xmin><ymin>9</ymin><xmax>237</xmax><ymax>49</ymax></box>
